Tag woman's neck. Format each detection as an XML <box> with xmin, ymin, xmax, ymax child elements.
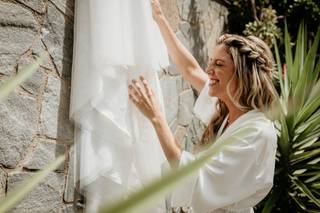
<box><xmin>223</xmin><ymin>98</ymin><xmax>246</xmax><ymax>125</ymax></box>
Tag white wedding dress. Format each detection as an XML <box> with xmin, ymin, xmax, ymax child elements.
<box><xmin>70</xmin><ymin>0</ymin><xmax>169</xmax><ymax>212</ymax></box>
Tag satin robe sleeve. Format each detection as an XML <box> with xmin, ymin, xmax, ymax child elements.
<box><xmin>171</xmin><ymin>81</ymin><xmax>277</xmax><ymax>212</ymax></box>
<box><xmin>193</xmin><ymin>79</ymin><xmax>218</xmax><ymax>125</ymax></box>
<box><xmin>171</xmin><ymin>127</ymin><xmax>277</xmax><ymax>212</ymax></box>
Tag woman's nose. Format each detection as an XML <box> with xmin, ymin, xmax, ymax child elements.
<box><xmin>205</xmin><ymin>66</ymin><xmax>214</xmax><ymax>75</ymax></box>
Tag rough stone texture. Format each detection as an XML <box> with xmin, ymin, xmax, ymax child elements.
<box><xmin>160</xmin><ymin>0</ymin><xmax>180</xmax><ymax>32</ymax></box>
<box><xmin>7</xmin><ymin>171</ymin><xmax>64</xmax><ymax>212</ymax></box>
<box><xmin>0</xmin><ymin>167</ymin><xmax>6</xmax><ymax>199</ymax></box>
<box><xmin>0</xmin><ymin>2</ymin><xmax>38</xmax><ymax>29</ymax></box>
<box><xmin>16</xmin><ymin>0</ymin><xmax>46</xmax><ymax>14</ymax></box>
<box><xmin>18</xmin><ymin>56</ymin><xmax>45</xmax><ymax>95</ymax></box>
<box><xmin>0</xmin><ymin>54</ymin><xmax>17</xmax><ymax>75</ymax></box>
<box><xmin>41</xmin><ymin>75</ymin><xmax>73</xmax><ymax>141</ymax></box>
<box><xmin>42</xmin><ymin>2</ymin><xmax>74</xmax><ymax>77</ymax></box>
<box><xmin>0</xmin><ymin>91</ymin><xmax>37</xmax><ymax>168</ymax></box>
<box><xmin>32</xmin><ymin>39</ymin><xmax>56</xmax><ymax>70</ymax></box>
<box><xmin>0</xmin><ymin>2</ymin><xmax>37</xmax><ymax>56</ymax></box>
<box><xmin>50</xmin><ymin>0</ymin><xmax>74</xmax><ymax>18</ymax></box>
<box><xmin>174</xmin><ymin>126</ymin><xmax>187</xmax><ymax>147</ymax></box>
<box><xmin>0</xmin><ymin>0</ymin><xmax>227</xmax><ymax>211</ymax></box>
<box><xmin>178</xmin><ymin>89</ymin><xmax>195</xmax><ymax>126</ymax></box>
<box><xmin>23</xmin><ymin>140</ymin><xmax>66</xmax><ymax>171</ymax></box>
<box><xmin>160</xmin><ymin>75</ymin><xmax>180</xmax><ymax>124</ymax></box>
<box><xmin>184</xmin><ymin>116</ymin><xmax>206</xmax><ymax>152</ymax></box>
<box><xmin>62</xmin><ymin>205</ymin><xmax>76</xmax><ymax>213</ymax></box>
<box><xmin>0</xmin><ymin>0</ymin><xmax>76</xmax><ymax>210</ymax></box>
<box><xmin>0</xmin><ymin>27</ymin><xmax>36</xmax><ymax>55</ymax></box>
<box><xmin>64</xmin><ymin>146</ymin><xmax>74</xmax><ymax>202</ymax></box>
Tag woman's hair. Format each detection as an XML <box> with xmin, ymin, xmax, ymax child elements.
<box><xmin>200</xmin><ymin>34</ymin><xmax>279</xmax><ymax>145</ymax></box>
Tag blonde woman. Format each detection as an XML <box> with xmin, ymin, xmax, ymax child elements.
<box><xmin>128</xmin><ymin>0</ymin><xmax>278</xmax><ymax>212</ymax></box>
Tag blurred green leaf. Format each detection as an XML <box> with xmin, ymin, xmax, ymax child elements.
<box><xmin>0</xmin><ymin>57</ymin><xmax>41</xmax><ymax>102</ymax></box>
<box><xmin>99</xmin><ymin>127</ymin><xmax>258</xmax><ymax>213</ymax></box>
<box><xmin>0</xmin><ymin>155</ymin><xmax>65</xmax><ymax>212</ymax></box>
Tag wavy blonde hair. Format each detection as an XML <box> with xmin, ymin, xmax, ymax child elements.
<box><xmin>200</xmin><ymin>34</ymin><xmax>278</xmax><ymax>145</ymax></box>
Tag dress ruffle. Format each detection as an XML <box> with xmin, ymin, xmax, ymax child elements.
<box><xmin>70</xmin><ymin>0</ymin><xmax>169</xmax><ymax>212</ymax></box>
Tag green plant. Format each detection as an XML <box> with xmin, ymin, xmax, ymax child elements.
<box><xmin>97</xmin><ymin>24</ymin><xmax>320</xmax><ymax>213</ymax></box>
<box><xmin>98</xmin><ymin>126</ymin><xmax>259</xmax><ymax>213</ymax></box>
<box><xmin>243</xmin><ymin>6</ymin><xmax>282</xmax><ymax>47</ymax></box>
<box><xmin>257</xmin><ymin>24</ymin><xmax>320</xmax><ymax>212</ymax></box>
<box><xmin>0</xmin><ymin>57</ymin><xmax>66</xmax><ymax>212</ymax></box>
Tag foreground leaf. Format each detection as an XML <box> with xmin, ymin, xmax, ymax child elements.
<box><xmin>0</xmin><ymin>57</ymin><xmax>41</xmax><ymax>102</ymax></box>
<box><xmin>99</xmin><ymin>127</ymin><xmax>257</xmax><ymax>213</ymax></box>
<box><xmin>0</xmin><ymin>155</ymin><xmax>65</xmax><ymax>212</ymax></box>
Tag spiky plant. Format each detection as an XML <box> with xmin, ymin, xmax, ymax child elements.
<box><xmin>259</xmin><ymin>23</ymin><xmax>320</xmax><ymax>212</ymax></box>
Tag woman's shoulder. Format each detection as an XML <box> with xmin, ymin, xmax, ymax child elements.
<box><xmin>242</xmin><ymin>110</ymin><xmax>278</xmax><ymax>149</ymax></box>
<box><xmin>224</xmin><ymin>110</ymin><xmax>277</xmax><ymax>148</ymax></box>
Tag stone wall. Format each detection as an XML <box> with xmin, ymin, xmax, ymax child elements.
<box><xmin>160</xmin><ymin>0</ymin><xmax>228</xmax><ymax>153</ymax></box>
<box><xmin>0</xmin><ymin>0</ymin><xmax>227</xmax><ymax>212</ymax></box>
<box><xmin>0</xmin><ymin>0</ymin><xmax>74</xmax><ymax>212</ymax></box>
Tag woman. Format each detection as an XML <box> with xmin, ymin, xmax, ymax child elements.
<box><xmin>128</xmin><ymin>0</ymin><xmax>278</xmax><ymax>212</ymax></box>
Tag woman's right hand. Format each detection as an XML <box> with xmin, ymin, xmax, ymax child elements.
<box><xmin>151</xmin><ymin>0</ymin><xmax>165</xmax><ymax>23</ymax></box>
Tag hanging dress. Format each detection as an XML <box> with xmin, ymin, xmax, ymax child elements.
<box><xmin>70</xmin><ymin>0</ymin><xmax>170</xmax><ymax>212</ymax></box>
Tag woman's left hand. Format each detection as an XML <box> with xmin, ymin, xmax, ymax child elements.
<box><xmin>128</xmin><ymin>76</ymin><xmax>165</xmax><ymax>123</ymax></box>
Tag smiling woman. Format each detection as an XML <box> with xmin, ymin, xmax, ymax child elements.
<box><xmin>127</xmin><ymin>1</ymin><xmax>279</xmax><ymax>212</ymax></box>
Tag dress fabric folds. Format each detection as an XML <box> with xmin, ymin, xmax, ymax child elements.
<box><xmin>70</xmin><ymin>0</ymin><xmax>169</xmax><ymax>212</ymax></box>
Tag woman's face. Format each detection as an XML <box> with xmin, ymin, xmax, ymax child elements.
<box><xmin>206</xmin><ymin>44</ymin><xmax>237</xmax><ymax>101</ymax></box>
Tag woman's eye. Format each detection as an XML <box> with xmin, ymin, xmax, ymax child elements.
<box><xmin>215</xmin><ymin>63</ymin><xmax>222</xmax><ymax>67</ymax></box>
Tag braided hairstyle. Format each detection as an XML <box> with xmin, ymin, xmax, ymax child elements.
<box><xmin>200</xmin><ymin>34</ymin><xmax>278</xmax><ymax>146</ymax></box>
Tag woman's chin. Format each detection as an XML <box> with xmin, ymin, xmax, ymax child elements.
<box><xmin>208</xmin><ymin>90</ymin><xmax>218</xmax><ymax>97</ymax></box>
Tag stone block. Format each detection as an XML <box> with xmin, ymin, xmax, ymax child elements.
<box><xmin>16</xmin><ymin>0</ymin><xmax>46</xmax><ymax>14</ymax></box>
<box><xmin>50</xmin><ymin>0</ymin><xmax>75</xmax><ymax>18</ymax></box>
<box><xmin>0</xmin><ymin>168</ymin><xmax>6</xmax><ymax>199</ymax></box>
<box><xmin>40</xmin><ymin>75</ymin><xmax>73</xmax><ymax>141</ymax></box>
<box><xmin>0</xmin><ymin>2</ymin><xmax>38</xmax><ymax>30</ymax></box>
<box><xmin>178</xmin><ymin>89</ymin><xmax>195</xmax><ymax>126</ymax></box>
<box><xmin>0</xmin><ymin>54</ymin><xmax>17</xmax><ymax>75</ymax></box>
<box><xmin>7</xmin><ymin>171</ymin><xmax>64</xmax><ymax>212</ymax></box>
<box><xmin>0</xmin><ymin>91</ymin><xmax>37</xmax><ymax>168</ymax></box>
<box><xmin>63</xmin><ymin>146</ymin><xmax>74</xmax><ymax>202</ymax></box>
<box><xmin>23</xmin><ymin>140</ymin><xmax>66</xmax><ymax>171</ymax></box>
<box><xmin>160</xmin><ymin>75</ymin><xmax>180</xmax><ymax>124</ymax></box>
<box><xmin>18</xmin><ymin>57</ymin><xmax>45</xmax><ymax>96</ymax></box>
<box><xmin>42</xmin><ymin>2</ymin><xmax>73</xmax><ymax>78</ymax></box>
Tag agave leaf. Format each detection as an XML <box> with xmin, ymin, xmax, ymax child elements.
<box><xmin>294</xmin><ymin>127</ymin><xmax>320</xmax><ymax>148</ymax></box>
<box><xmin>291</xmin><ymin>176</ymin><xmax>320</xmax><ymax>207</ymax></box>
<box><xmin>273</xmin><ymin>41</ymin><xmax>287</xmax><ymax>100</ymax></box>
<box><xmin>98</xmin><ymin>127</ymin><xmax>257</xmax><ymax>213</ymax></box>
<box><xmin>278</xmin><ymin>114</ymin><xmax>290</xmax><ymax>159</ymax></box>
<box><xmin>293</xmin><ymin>164</ymin><xmax>320</xmax><ymax>171</ymax></box>
<box><xmin>0</xmin><ymin>155</ymin><xmax>65</xmax><ymax>212</ymax></box>
<box><xmin>291</xmin><ymin>149</ymin><xmax>320</xmax><ymax>165</ymax></box>
<box><xmin>295</xmin><ymin>95</ymin><xmax>320</xmax><ymax>130</ymax></box>
<box><xmin>293</xmin><ymin>27</ymin><xmax>320</xmax><ymax>114</ymax></box>
<box><xmin>306</xmin><ymin>173</ymin><xmax>320</xmax><ymax>183</ymax></box>
<box><xmin>289</xmin><ymin>192</ymin><xmax>307</xmax><ymax>210</ymax></box>
<box><xmin>261</xmin><ymin>189</ymin><xmax>280</xmax><ymax>213</ymax></box>
<box><xmin>0</xmin><ymin>57</ymin><xmax>42</xmax><ymax>102</ymax></box>
<box><xmin>284</xmin><ymin>23</ymin><xmax>292</xmax><ymax>95</ymax></box>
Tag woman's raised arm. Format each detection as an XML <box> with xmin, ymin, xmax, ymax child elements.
<box><xmin>151</xmin><ymin>0</ymin><xmax>207</xmax><ymax>92</ymax></box>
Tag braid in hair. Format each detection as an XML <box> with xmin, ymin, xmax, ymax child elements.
<box><xmin>198</xmin><ymin>34</ymin><xmax>278</xmax><ymax>147</ymax></box>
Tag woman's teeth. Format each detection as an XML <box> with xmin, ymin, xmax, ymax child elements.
<box><xmin>210</xmin><ymin>79</ymin><xmax>219</xmax><ymax>85</ymax></box>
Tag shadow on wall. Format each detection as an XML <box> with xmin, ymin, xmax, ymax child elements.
<box><xmin>188</xmin><ymin>0</ymin><xmax>206</xmax><ymax>68</ymax></box>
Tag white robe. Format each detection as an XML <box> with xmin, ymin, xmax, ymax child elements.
<box><xmin>171</xmin><ymin>80</ymin><xmax>278</xmax><ymax>213</ymax></box>
<box><xmin>70</xmin><ymin>0</ymin><xmax>169</xmax><ymax>212</ymax></box>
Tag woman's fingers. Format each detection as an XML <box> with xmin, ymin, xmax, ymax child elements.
<box><xmin>129</xmin><ymin>78</ymin><xmax>151</xmax><ymax>106</ymax></box>
<box><xmin>140</xmin><ymin>76</ymin><xmax>154</xmax><ymax>97</ymax></box>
